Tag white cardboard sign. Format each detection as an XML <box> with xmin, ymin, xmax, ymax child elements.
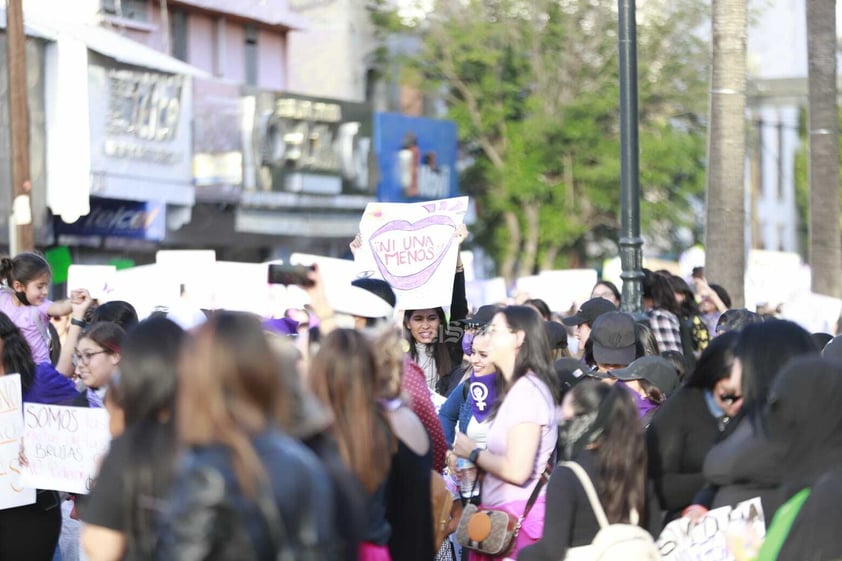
<box><xmin>355</xmin><ymin>196</ymin><xmax>469</xmax><ymax>310</ymax></box>
<box><xmin>21</xmin><ymin>404</ymin><xmax>111</xmax><ymax>495</ymax></box>
<box><xmin>0</xmin><ymin>375</ymin><xmax>35</xmax><ymax>510</ymax></box>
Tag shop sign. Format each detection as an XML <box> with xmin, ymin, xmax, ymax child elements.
<box><xmin>374</xmin><ymin>113</ymin><xmax>458</xmax><ymax>202</ymax></box>
<box><xmin>54</xmin><ymin>197</ymin><xmax>166</xmax><ymax>241</ymax></box>
<box><xmin>243</xmin><ymin>91</ymin><xmax>376</xmax><ymax>204</ymax></box>
<box><xmin>88</xmin><ymin>61</ymin><xmax>192</xmax><ymax>193</ymax></box>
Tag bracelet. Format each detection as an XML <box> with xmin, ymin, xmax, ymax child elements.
<box><xmin>70</xmin><ymin>318</ymin><xmax>87</xmax><ymax>329</ymax></box>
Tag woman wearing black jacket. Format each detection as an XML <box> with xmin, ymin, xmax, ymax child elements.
<box><xmin>519</xmin><ymin>381</ymin><xmax>660</xmax><ymax>561</ymax></box>
<box><xmin>646</xmin><ymin>331</ymin><xmax>739</xmax><ymax>521</ymax></box>
<box><xmin>695</xmin><ymin>320</ymin><xmax>818</xmax><ymax>520</ymax></box>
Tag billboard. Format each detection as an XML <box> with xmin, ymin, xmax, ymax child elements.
<box><xmin>374</xmin><ymin>113</ymin><xmax>458</xmax><ymax>202</ymax></box>
<box><xmin>54</xmin><ymin>197</ymin><xmax>166</xmax><ymax>241</ymax></box>
<box><xmin>243</xmin><ymin>91</ymin><xmax>376</xmax><ymax>203</ymax></box>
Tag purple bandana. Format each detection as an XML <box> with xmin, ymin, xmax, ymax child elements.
<box><xmin>461</xmin><ymin>332</ymin><xmax>475</xmax><ymax>356</ymax></box>
<box><xmin>469</xmin><ymin>372</ymin><xmax>498</xmax><ymax>423</ymax></box>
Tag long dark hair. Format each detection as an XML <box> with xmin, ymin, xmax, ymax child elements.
<box><xmin>569</xmin><ymin>381</ymin><xmax>646</xmax><ymax>523</ymax></box>
<box><xmin>643</xmin><ymin>270</ymin><xmax>681</xmax><ymax>316</ymax></box>
<box><xmin>0</xmin><ymin>312</ymin><xmax>35</xmax><ymax>389</ymax></box>
<box><xmin>670</xmin><ymin>275</ymin><xmax>700</xmax><ymax>318</ymax></box>
<box><xmin>684</xmin><ymin>330</ymin><xmax>738</xmax><ymax>390</ymax></box>
<box><xmin>403</xmin><ymin>307</ymin><xmax>451</xmax><ymax>379</ymax></box>
<box><xmin>119</xmin><ymin>317</ymin><xmax>186</xmax><ymax>558</ymax></box>
<box><xmin>495</xmin><ymin>306</ymin><xmax>560</xmax><ymax>406</ymax></box>
<box><xmin>736</xmin><ymin>320</ymin><xmax>817</xmax><ymax>432</ymax></box>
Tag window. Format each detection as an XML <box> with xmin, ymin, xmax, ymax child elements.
<box><xmin>170</xmin><ymin>9</ymin><xmax>188</xmax><ymax>62</ymax></box>
<box><xmin>245</xmin><ymin>24</ymin><xmax>258</xmax><ymax>86</ymax></box>
<box><xmin>101</xmin><ymin>0</ymin><xmax>149</xmax><ymax>22</ymax></box>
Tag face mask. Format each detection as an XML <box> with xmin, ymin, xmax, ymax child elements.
<box><xmin>15</xmin><ymin>291</ymin><xmax>30</xmax><ymax>306</ymax></box>
<box><xmin>558</xmin><ymin>411</ymin><xmax>599</xmax><ymax>460</ymax></box>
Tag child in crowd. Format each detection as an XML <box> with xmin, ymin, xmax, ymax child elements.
<box><xmin>0</xmin><ymin>253</ymin><xmax>86</xmax><ymax>370</ymax></box>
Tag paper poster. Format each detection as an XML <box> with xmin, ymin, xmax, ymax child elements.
<box><xmin>21</xmin><ymin>404</ymin><xmax>111</xmax><ymax>495</ymax></box>
<box><xmin>67</xmin><ymin>264</ymin><xmax>117</xmax><ymax>301</ymax></box>
<box><xmin>0</xmin><ymin>375</ymin><xmax>35</xmax><ymax>509</ymax></box>
<box><xmin>355</xmin><ymin>196</ymin><xmax>469</xmax><ymax>310</ymax></box>
<box><xmin>657</xmin><ymin>498</ymin><xmax>765</xmax><ymax>561</ymax></box>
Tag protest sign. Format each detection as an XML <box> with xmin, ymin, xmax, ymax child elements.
<box><xmin>21</xmin><ymin>404</ymin><xmax>111</xmax><ymax>495</ymax></box>
<box><xmin>356</xmin><ymin>196</ymin><xmax>469</xmax><ymax>310</ymax></box>
<box><xmin>0</xmin><ymin>375</ymin><xmax>35</xmax><ymax>509</ymax></box>
<box><xmin>657</xmin><ymin>498</ymin><xmax>765</xmax><ymax>561</ymax></box>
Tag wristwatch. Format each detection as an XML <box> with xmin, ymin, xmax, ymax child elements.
<box><xmin>468</xmin><ymin>447</ymin><xmax>482</xmax><ymax>465</ymax></box>
<box><xmin>70</xmin><ymin>318</ymin><xmax>87</xmax><ymax>328</ymax></box>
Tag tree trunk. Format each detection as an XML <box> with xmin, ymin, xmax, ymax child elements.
<box><xmin>517</xmin><ymin>204</ymin><xmax>540</xmax><ymax>279</ymax></box>
<box><xmin>499</xmin><ymin>210</ymin><xmax>522</xmax><ymax>286</ymax></box>
<box><xmin>807</xmin><ymin>0</ymin><xmax>841</xmax><ymax>298</ymax></box>
<box><xmin>704</xmin><ymin>0</ymin><xmax>747</xmax><ymax>307</ymax></box>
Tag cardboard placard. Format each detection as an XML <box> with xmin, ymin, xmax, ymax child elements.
<box><xmin>21</xmin><ymin>404</ymin><xmax>111</xmax><ymax>495</ymax></box>
<box><xmin>0</xmin><ymin>375</ymin><xmax>35</xmax><ymax>510</ymax></box>
<box><xmin>355</xmin><ymin>196</ymin><xmax>469</xmax><ymax>310</ymax></box>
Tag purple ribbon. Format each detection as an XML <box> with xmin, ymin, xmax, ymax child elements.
<box><xmin>469</xmin><ymin>371</ymin><xmax>498</xmax><ymax>423</ymax></box>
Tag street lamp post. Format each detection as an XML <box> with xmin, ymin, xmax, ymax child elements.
<box><xmin>617</xmin><ymin>0</ymin><xmax>643</xmax><ymax>314</ymax></box>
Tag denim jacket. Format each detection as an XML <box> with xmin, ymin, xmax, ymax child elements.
<box><xmin>438</xmin><ymin>381</ymin><xmax>473</xmax><ymax>446</ymax></box>
<box><xmin>155</xmin><ymin>428</ymin><xmax>337</xmax><ymax>561</ymax></box>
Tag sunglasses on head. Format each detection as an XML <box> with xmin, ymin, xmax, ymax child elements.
<box><xmin>719</xmin><ymin>393</ymin><xmax>743</xmax><ymax>404</ymax></box>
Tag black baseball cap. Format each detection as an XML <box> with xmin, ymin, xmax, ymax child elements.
<box><xmin>562</xmin><ymin>298</ymin><xmax>617</xmax><ymax>327</ymax></box>
<box><xmin>459</xmin><ymin>304</ymin><xmax>500</xmax><ymax>327</ymax></box>
<box><xmin>611</xmin><ymin>355</ymin><xmax>679</xmax><ymax>396</ymax></box>
<box><xmin>545</xmin><ymin>321</ymin><xmax>568</xmax><ymax>350</ymax></box>
<box><xmin>590</xmin><ymin>311</ymin><xmax>636</xmax><ymax>366</ymax></box>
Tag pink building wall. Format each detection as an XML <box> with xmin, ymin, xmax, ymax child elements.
<box><xmin>186</xmin><ymin>13</ymin><xmax>214</xmax><ymax>74</ymax></box>
<box><xmin>258</xmin><ymin>29</ymin><xmax>286</xmax><ymax>90</ymax></box>
<box><xmin>106</xmin><ymin>2</ymin><xmax>288</xmax><ymax>90</ymax></box>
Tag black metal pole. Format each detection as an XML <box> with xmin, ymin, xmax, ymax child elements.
<box><xmin>617</xmin><ymin>0</ymin><xmax>643</xmax><ymax>314</ymax></box>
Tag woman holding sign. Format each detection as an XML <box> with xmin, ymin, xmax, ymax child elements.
<box><xmin>0</xmin><ymin>292</ymin><xmax>92</xmax><ymax>560</ymax></box>
<box><xmin>402</xmin><ymin>227</ymin><xmax>469</xmax><ymax>397</ymax></box>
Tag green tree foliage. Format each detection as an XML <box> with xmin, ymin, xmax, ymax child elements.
<box><xmin>370</xmin><ymin>0</ymin><xmax>711</xmax><ymax>281</ymax></box>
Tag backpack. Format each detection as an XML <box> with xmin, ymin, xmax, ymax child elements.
<box><xmin>561</xmin><ymin>462</ymin><xmax>662</xmax><ymax>561</ymax></box>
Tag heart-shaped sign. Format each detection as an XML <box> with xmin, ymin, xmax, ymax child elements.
<box><xmin>368</xmin><ymin>214</ymin><xmax>456</xmax><ymax>290</ymax></box>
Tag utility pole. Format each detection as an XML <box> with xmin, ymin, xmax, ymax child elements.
<box><xmin>6</xmin><ymin>0</ymin><xmax>34</xmax><ymax>255</ymax></box>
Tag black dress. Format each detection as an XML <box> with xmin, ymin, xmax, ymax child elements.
<box><xmin>385</xmin><ymin>439</ymin><xmax>434</xmax><ymax>561</ymax></box>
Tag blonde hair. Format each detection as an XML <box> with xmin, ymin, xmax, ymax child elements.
<box><xmin>178</xmin><ymin>311</ymin><xmax>287</xmax><ymax>497</ymax></box>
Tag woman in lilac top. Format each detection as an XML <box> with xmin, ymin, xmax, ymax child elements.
<box><xmin>453</xmin><ymin>306</ymin><xmax>560</xmax><ymax>560</ymax></box>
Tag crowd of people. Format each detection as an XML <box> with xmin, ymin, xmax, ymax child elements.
<box><xmin>0</xmin><ymin>242</ymin><xmax>840</xmax><ymax>561</ymax></box>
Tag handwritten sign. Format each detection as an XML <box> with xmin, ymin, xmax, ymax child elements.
<box><xmin>657</xmin><ymin>498</ymin><xmax>765</xmax><ymax>561</ymax></box>
<box><xmin>0</xmin><ymin>375</ymin><xmax>34</xmax><ymax>509</ymax></box>
<box><xmin>21</xmin><ymin>404</ymin><xmax>111</xmax><ymax>495</ymax></box>
<box><xmin>356</xmin><ymin>196</ymin><xmax>469</xmax><ymax>310</ymax></box>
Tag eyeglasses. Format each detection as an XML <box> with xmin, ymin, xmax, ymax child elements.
<box><xmin>718</xmin><ymin>393</ymin><xmax>743</xmax><ymax>404</ymax></box>
<box><xmin>73</xmin><ymin>350</ymin><xmax>109</xmax><ymax>365</ymax></box>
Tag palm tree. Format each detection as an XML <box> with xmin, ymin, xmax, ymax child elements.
<box><xmin>807</xmin><ymin>0</ymin><xmax>841</xmax><ymax>298</ymax></box>
<box><xmin>704</xmin><ymin>0</ymin><xmax>747</xmax><ymax>307</ymax></box>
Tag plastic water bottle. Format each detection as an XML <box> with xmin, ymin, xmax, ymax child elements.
<box><xmin>456</xmin><ymin>457</ymin><xmax>479</xmax><ymax>498</ymax></box>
